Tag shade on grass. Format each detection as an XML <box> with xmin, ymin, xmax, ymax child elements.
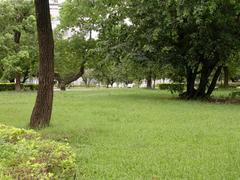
<box><xmin>0</xmin><ymin>89</ymin><xmax>240</xmax><ymax>179</ymax></box>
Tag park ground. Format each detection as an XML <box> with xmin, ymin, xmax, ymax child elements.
<box><xmin>0</xmin><ymin>88</ymin><xmax>240</xmax><ymax>179</ymax></box>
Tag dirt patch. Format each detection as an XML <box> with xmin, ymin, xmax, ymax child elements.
<box><xmin>208</xmin><ymin>97</ymin><xmax>240</xmax><ymax>104</ymax></box>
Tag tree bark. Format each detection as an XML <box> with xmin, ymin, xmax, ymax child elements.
<box><xmin>184</xmin><ymin>65</ymin><xmax>199</xmax><ymax>98</ymax></box>
<box><xmin>15</xmin><ymin>73</ymin><xmax>21</xmax><ymax>91</ymax></box>
<box><xmin>152</xmin><ymin>74</ymin><xmax>156</xmax><ymax>89</ymax></box>
<box><xmin>60</xmin><ymin>83</ymin><xmax>66</xmax><ymax>91</ymax></box>
<box><xmin>223</xmin><ymin>66</ymin><xmax>229</xmax><ymax>88</ymax></box>
<box><xmin>195</xmin><ymin>64</ymin><xmax>215</xmax><ymax>98</ymax></box>
<box><xmin>146</xmin><ymin>74</ymin><xmax>152</xmax><ymax>89</ymax></box>
<box><xmin>14</xmin><ymin>31</ymin><xmax>22</xmax><ymax>91</ymax></box>
<box><xmin>54</xmin><ymin>63</ymin><xmax>85</xmax><ymax>91</ymax></box>
<box><xmin>30</xmin><ymin>0</ymin><xmax>54</xmax><ymax>129</ymax></box>
<box><xmin>206</xmin><ymin>66</ymin><xmax>222</xmax><ymax>97</ymax></box>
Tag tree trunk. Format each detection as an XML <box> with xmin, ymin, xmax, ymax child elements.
<box><xmin>30</xmin><ymin>0</ymin><xmax>54</xmax><ymax>129</ymax></box>
<box><xmin>14</xmin><ymin>31</ymin><xmax>22</xmax><ymax>91</ymax></box>
<box><xmin>195</xmin><ymin>64</ymin><xmax>214</xmax><ymax>98</ymax></box>
<box><xmin>184</xmin><ymin>65</ymin><xmax>198</xmax><ymax>98</ymax></box>
<box><xmin>152</xmin><ymin>74</ymin><xmax>156</xmax><ymax>89</ymax></box>
<box><xmin>60</xmin><ymin>82</ymin><xmax>66</xmax><ymax>91</ymax></box>
<box><xmin>146</xmin><ymin>74</ymin><xmax>152</xmax><ymax>89</ymax></box>
<box><xmin>110</xmin><ymin>80</ymin><xmax>115</xmax><ymax>87</ymax></box>
<box><xmin>82</xmin><ymin>76</ymin><xmax>88</xmax><ymax>87</ymax></box>
<box><xmin>206</xmin><ymin>66</ymin><xmax>222</xmax><ymax>97</ymax></box>
<box><xmin>54</xmin><ymin>63</ymin><xmax>85</xmax><ymax>90</ymax></box>
<box><xmin>223</xmin><ymin>66</ymin><xmax>229</xmax><ymax>88</ymax></box>
<box><xmin>15</xmin><ymin>73</ymin><xmax>21</xmax><ymax>91</ymax></box>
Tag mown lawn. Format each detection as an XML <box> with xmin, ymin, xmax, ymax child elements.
<box><xmin>0</xmin><ymin>89</ymin><xmax>240</xmax><ymax>179</ymax></box>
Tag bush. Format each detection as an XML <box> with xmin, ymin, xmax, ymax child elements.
<box><xmin>0</xmin><ymin>83</ymin><xmax>15</xmax><ymax>91</ymax></box>
<box><xmin>229</xmin><ymin>91</ymin><xmax>240</xmax><ymax>98</ymax></box>
<box><xmin>159</xmin><ymin>83</ymin><xmax>184</xmax><ymax>94</ymax></box>
<box><xmin>0</xmin><ymin>124</ymin><xmax>77</xmax><ymax>179</ymax></box>
<box><xmin>0</xmin><ymin>83</ymin><xmax>38</xmax><ymax>91</ymax></box>
<box><xmin>23</xmin><ymin>84</ymin><xmax>39</xmax><ymax>91</ymax></box>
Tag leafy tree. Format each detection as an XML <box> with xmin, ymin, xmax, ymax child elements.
<box><xmin>119</xmin><ymin>0</ymin><xmax>240</xmax><ymax>98</ymax></box>
<box><xmin>54</xmin><ymin>0</ymin><xmax>104</xmax><ymax>90</ymax></box>
<box><xmin>0</xmin><ymin>0</ymin><xmax>37</xmax><ymax>91</ymax></box>
<box><xmin>54</xmin><ymin>34</ymin><xmax>95</xmax><ymax>90</ymax></box>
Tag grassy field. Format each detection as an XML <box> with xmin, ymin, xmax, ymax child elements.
<box><xmin>0</xmin><ymin>89</ymin><xmax>240</xmax><ymax>179</ymax></box>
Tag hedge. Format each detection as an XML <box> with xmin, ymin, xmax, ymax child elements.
<box><xmin>159</xmin><ymin>83</ymin><xmax>184</xmax><ymax>94</ymax></box>
<box><xmin>0</xmin><ymin>124</ymin><xmax>77</xmax><ymax>179</ymax></box>
<box><xmin>229</xmin><ymin>91</ymin><xmax>240</xmax><ymax>98</ymax></box>
<box><xmin>0</xmin><ymin>83</ymin><xmax>38</xmax><ymax>91</ymax></box>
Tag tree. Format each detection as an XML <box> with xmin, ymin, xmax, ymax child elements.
<box><xmin>30</xmin><ymin>0</ymin><xmax>54</xmax><ymax>129</ymax></box>
<box><xmin>0</xmin><ymin>0</ymin><xmax>37</xmax><ymax>90</ymax></box>
<box><xmin>53</xmin><ymin>0</ymin><xmax>103</xmax><ymax>90</ymax></box>
<box><xmin>54</xmin><ymin>35</ymin><xmax>89</xmax><ymax>90</ymax></box>
<box><xmin>119</xmin><ymin>0</ymin><xmax>240</xmax><ymax>98</ymax></box>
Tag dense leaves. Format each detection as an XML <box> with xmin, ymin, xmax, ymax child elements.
<box><xmin>0</xmin><ymin>0</ymin><xmax>37</xmax><ymax>88</ymax></box>
<box><xmin>0</xmin><ymin>124</ymin><xmax>76</xmax><ymax>179</ymax></box>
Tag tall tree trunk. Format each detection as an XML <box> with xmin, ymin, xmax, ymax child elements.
<box><xmin>30</xmin><ymin>0</ymin><xmax>54</xmax><ymax>129</ymax></box>
<box><xmin>15</xmin><ymin>73</ymin><xmax>21</xmax><ymax>91</ymax></box>
<box><xmin>223</xmin><ymin>66</ymin><xmax>229</xmax><ymax>88</ymax></box>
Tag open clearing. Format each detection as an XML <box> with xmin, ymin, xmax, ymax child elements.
<box><xmin>0</xmin><ymin>89</ymin><xmax>240</xmax><ymax>179</ymax></box>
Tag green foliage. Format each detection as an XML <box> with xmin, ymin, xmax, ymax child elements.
<box><xmin>159</xmin><ymin>83</ymin><xmax>185</xmax><ymax>94</ymax></box>
<box><xmin>0</xmin><ymin>83</ymin><xmax>15</xmax><ymax>91</ymax></box>
<box><xmin>0</xmin><ymin>83</ymin><xmax>38</xmax><ymax>91</ymax></box>
<box><xmin>23</xmin><ymin>84</ymin><xmax>38</xmax><ymax>91</ymax></box>
<box><xmin>0</xmin><ymin>124</ymin><xmax>77</xmax><ymax>179</ymax></box>
<box><xmin>0</xmin><ymin>0</ymin><xmax>37</xmax><ymax>82</ymax></box>
<box><xmin>229</xmin><ymin>91</ymin><xmax>240</xmax><ymax>98</ymax></box>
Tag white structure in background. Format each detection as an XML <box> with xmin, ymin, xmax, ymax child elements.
<box><xmin>49</xmin><ymin>0</ymin><xmax>64</xmax><ymax>29</ymax></box>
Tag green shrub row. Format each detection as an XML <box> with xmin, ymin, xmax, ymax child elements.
<box><xmin>229</xmin><ymin>91</ymin><xmax>240</xmax><ymax>98</ymax></box>
<box><xmin>0</xmin><ymin>83</ymin><xmax>38</xmax><ymax>91</ymax></box>
<box><xmin>159</xmin><ymin>83</ymin><xmax>185</xmax><ymax>94</ymax></box>
<box><xmin>0</xmin><ymin>124</ymin><xmax>77</xmax><ymax>179</ymax></box>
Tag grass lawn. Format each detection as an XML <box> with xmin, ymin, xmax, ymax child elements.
<box><xmin>0</xmin><ymin>89</ymin><xmax>240</xmax><ymax>179</ymax></box>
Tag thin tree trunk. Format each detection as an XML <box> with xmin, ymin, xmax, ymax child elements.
<box><xmin>14</xmin><ymin>31</ymin><xmax>22</xmax><ymax>91</ymax></box>
<box><xmin>30</xmin><ymin>0</ymin><xmax>54</xmax><ymax>129</ymax></box>
<box><xmin>206</xmin><ymin>66</ymin><xmax>222</xmax><ymax>97</ymax></box>
<box><xmin>153</xmin><ymin>74</ymin><xmax>156</xmax><ymax>89</ymax></box>
<box><xmin>15</xmin><ymin>73</ymin><xmax>21</xmax><ymax>91</ymax></box>
<box><xmin>223</xmin><ymin>66</ymin><xmax>229</xmax><ymax>88</ymax></box>
<box><xmin>195</xmin><ymin>64</ymin><xmax>214</xmax><ymax>98</ymax></box>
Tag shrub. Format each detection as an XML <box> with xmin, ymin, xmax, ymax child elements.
<box><xmin>0</xmin><ymin>83</ymin><xmax>38</xmax><ymax>91</ymax></box>
<box><xmin>23</xmin><ymin>84</ymin><xmax>39</xmax><ymax>91</ymax></box>
<box><xmin>0</xmin><ymin>124</ymin><xmax>77</xmax><ymax>179</ymax></box>
<box><xmin>159</xmin><ymin>83</ymin><xmax>184</xmax><ymax>94</ymax></box>
<box><xmin>218</xmin><ymin>84</ymin><xmax>239</xmax><ymax>89</ymax></box>
<box><xmin>229</xmin><ymin>91</ymin><xmax>240</xmax><ymax>98</ymax></box>
<box><xmin>0</xmin><ymin>83</ymin><xmax>15</xmax><ymax>91</ymax></box>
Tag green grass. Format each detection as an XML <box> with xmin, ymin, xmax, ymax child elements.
<box><xmin>1</xmin><ymin>89</ymin><xmax>240</xmax><ymax>179</ymax></box>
